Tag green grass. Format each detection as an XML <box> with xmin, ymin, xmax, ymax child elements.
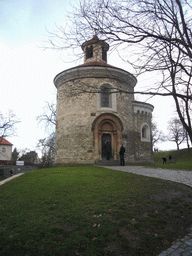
<box><xmin>1</xmin><ymin>165</ymin><xmax>192</xmax><ymax>255</ymax></box>
<box><xmin>151</xmin><ymin>148</ymin><xmax>192</xmax><ymax>170</ymax></box>
<box><xmin>0</xmin><ymin>174</ymin><xmax>6</xmax><ymax>181</ymax></box>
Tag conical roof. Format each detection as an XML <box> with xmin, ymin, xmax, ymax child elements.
<box><xmin>81</xmin><ymin>35</ymin><xmax>109</xmax><ymax>51</ymax></box>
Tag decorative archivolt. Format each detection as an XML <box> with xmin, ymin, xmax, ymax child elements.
<box><xmin>92</xmin><ymin>113</ymin><xmax>123</xmax><ymax>132</ymax></box>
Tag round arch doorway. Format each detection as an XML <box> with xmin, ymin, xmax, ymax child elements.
<box><xmin>92</xmin><ymin>113</ymin><xmax>123</xmax><ymax>161</ymax></box>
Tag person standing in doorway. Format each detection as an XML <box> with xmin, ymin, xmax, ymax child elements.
<box><xmin>119</xmin><ymin>144</ymin><xmax>125</xmax><ymax>166</ymax></box>
<box><xmin>105</xmin><ymin>141</ymin><xmax>111</xmax><ymax>160</ymax></box>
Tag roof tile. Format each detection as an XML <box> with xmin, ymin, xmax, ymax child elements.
<box><xmin>77</xmin><ymin>61</ymin><xmax>115</xmax><ymax>68</ymax></box>
<box><xmin>0</xmin><ymin>137</ymin><xmax>13</xmax><ymax>145</ymax></box>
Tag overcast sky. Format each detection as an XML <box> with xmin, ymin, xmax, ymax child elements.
<box><xmin>0</xmin><ymin>0</ymin><xmax>187</xmax><ymax>155</ymax></box>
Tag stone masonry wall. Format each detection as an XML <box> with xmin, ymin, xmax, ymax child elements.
<box><xmin>54</xmin><ymin>66</ymin><xmax>153</xmax><ymax>164</ymax></box>
<box><xmin>116</xmin><ymin>91</ymin><xmax>136</xmax><ymax>162</ymax></box>
<box><xmin>55</xmin><ymin>82</ymin><xmax>96</xmax><ymax>164</ymax></box>
<box><xmin>133</xmin><ymin>111</ymin><xmax>154</xmax><ymax>163</ymax></box>
<box><xmin>84</xmin><ymin>43</ymin><xmax>105</xmax><ymax>64</ymax></box>
<box><xmin>55</xmin><ymin>76</ymin><xmax>135</xmax><ymax>164</ymax></box>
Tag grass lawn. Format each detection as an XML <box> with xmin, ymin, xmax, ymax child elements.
<box><xmin>0</xmin><ymin>174</ymin><xmax>6</xmax><ymax>181</ymax></box>
<box><xmin>1</xmin><ymin>165</ymin><xmax>192</xmax><ymax>256</ymax></box>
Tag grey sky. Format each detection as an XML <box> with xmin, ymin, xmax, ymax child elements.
<box><xmin>0</xmin><ymin>0</ymin><xmax>185</xmax><ymax>153</ymax></box>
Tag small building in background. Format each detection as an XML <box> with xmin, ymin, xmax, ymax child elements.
<box><xmin>0</xmin><ymin>137</ymin><xmax>13</xmax><ymax>165</ymax></box>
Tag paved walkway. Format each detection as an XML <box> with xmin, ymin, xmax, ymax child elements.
<box><xmin>103</xmin><ymin>166</ymin><xmax>192</xmax><ymax>256</ymax></box>
<box><xmin>0</xmin><ymin>173</ymin><xmax>24</xmax><ymax>186</ymax></box>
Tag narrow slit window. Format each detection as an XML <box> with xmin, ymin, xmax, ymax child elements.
<box><xmin>86</xmin><ymin>45</ymin><xmax>93</xmax><ymax>60</ymax></box>
<box><xmin>142</xmin><ymin>127</ymin><xmax>146</xmax><ymax>138</ymax></box>
<box><xmin>102</xmin><ymin>47</ymin><xmax>107</xmax><ymax>61</ymax></box>
<box><xmin>101</xmin><ymin>87</ymin><xmax>111</xmax><ymax>107</ymax></box>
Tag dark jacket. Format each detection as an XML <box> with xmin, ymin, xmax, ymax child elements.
<box><xmin>119</xmin><ymin>146</ymin><xmax>125</xmax><ymax>155</ymax></box>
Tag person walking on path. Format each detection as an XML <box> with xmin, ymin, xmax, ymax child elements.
<box><xmin>119</xmin><ymin>144</ymin><xmax>125</xmax><ymax>166</ymax></box>
<box><xmin>162</xmin><ymin>157</ymin><xmax>167</xmax><ymax>164</ymax></box>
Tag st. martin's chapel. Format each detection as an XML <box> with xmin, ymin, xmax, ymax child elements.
<box><xmin>54</xmin><ymin>35</ymin><xmax>154</xmax><ymax>165</ymax></box>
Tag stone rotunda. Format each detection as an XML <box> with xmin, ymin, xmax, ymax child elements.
<box><xmin>54</xmin><ymin>35</ymin><xmax>154</xmax><ymax>165</ymax></box>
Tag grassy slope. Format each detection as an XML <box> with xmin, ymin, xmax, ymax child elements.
<box><xmin>152</xmin><ymin>148</ymin><xmax>192</xmax><ymax>170</ymax></box>
<box><xmin>0</xmin><ymin>174</ymin><xmax>6</xmax><ymax>181</ymax></box>
<box><xmin>0</xmin><ymin>165</ymin><xmax>192</xmax><ymax>256</ymax></box>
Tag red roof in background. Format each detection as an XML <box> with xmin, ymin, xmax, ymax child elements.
<box><xmin>77</xmin><ymin>61</ymin><xmax>115</xmax><ymax>68</ymax></box>
<box><xmin>0</xmin><ymin>137</ymin><xmax>13</xmax><ymax>145</ymax></box>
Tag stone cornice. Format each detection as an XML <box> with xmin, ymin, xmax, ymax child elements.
<box><xmin>54</xmin><ymin>65</ymin><xmax>137</xmax><ymax>89</ymax></box>
<box><xmin>132</xmin><ymin>100</ymin><xmax>154</xmax><ymax>113</ymax></box>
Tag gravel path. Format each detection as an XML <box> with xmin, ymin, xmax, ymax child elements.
<box><xmin>103</xmin><ymin>166</ymin><xmax>192</xmax><ymax>187</ymax></box>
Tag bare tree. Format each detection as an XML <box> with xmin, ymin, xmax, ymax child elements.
<box><xmin>37</xmin><ymin>102</ymin><xmax>56</xmax><ymax>130</ymax></box>
<box><xmin>184</xmin><ymin>128</ymin><xmax>191</xmax><ymax>148</ymax></box>
<box><xmin>168</xmin><ymin>118</ymin><xmax>186</xmax><ymax>150</ymax></box>
<box><xmin>11</xmin><ymin>147</ymin><xmax>19</xmax><ymax>162</ymax></box>
<box><xmin>19</xmin><ymin>150</ymin><xmax>38</xmax><ymax>165</ymax></box>
<box><xmin>37</xmin><ymin>133</ymin><xmax>55</xmax><ymax>168</ymax></box>
<box><xmin>46</xmin><ymin>0</ymin><xmax>192</xmax><ymax>143</ymax></box>
<box><xmin>152</xmin><ymin>121</ymin><xmax>166</xmax><ymax>149</ymax></box>
<box><xmin>0</xmin><ymin>110</ymin><xmax>20</xmax><ymax>142</ymax></box>
<box><xmin>37</xmin><ymin>102</ymin><xmax>56</xmax><ymax>166</ymax></box>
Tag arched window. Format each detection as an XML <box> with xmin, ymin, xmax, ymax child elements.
<box><xmin>141</xmin><ymin>124</ymin><xmax>150</xmax><ymax>142</ymax></box>
<box><xmin>101</xmin><ymin>87</ymin><xmax>111</xmax><ymax>107</ymax></box>
<box><xmin>97</xmin><ymin>84</ymin><xmax>117</xmax><ymax>111</ymax></box>
<box><xmin>142</xmin><ymin>127</ymin><xmax>146</xmax><ymax>138</ymax></box>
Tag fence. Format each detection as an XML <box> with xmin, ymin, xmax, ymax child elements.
<box><xmin>0</xmin><ymin>165</ymin><xmax>37</xmax><ymax>178</ymax></box>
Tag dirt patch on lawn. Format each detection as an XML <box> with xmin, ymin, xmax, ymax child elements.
<box><xmin>104</xmin><ymin>180</ymin><xmax>192</xmax><ymax>255</ymax></box>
